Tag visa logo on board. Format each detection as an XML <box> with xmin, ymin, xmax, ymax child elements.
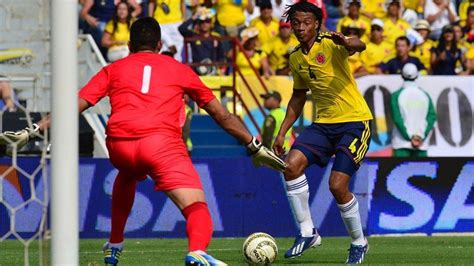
<box><xmin>1</xmin><ymin>160</ymin><xmax>473</xmax><ymax>237</ymax></box>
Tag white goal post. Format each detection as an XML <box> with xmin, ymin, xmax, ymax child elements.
<box><xmin>51</xmin><ymin>0</ymin><xmax>79</xmax><ymax>265</ymax></box>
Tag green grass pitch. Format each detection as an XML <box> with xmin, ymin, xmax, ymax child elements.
<box><xmin>1</xmin><ymin>236</ymin><xmax>473</xmax><ymax>265</ymax></box>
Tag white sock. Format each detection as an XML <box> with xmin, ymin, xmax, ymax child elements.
<box><xmin>285</xmin><ymin>174</ymin><xmax>316</xmax><ymax>237</ymax></box>
<box><xmin>337</xmin><ymin>194</ymin><xmax>366</xmax><ymax>246</ymax></box>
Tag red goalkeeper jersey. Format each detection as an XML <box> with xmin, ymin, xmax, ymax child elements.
<box><xmin>79</xmin><ymin>52</ymin><xmax>215</xmax><ymax>139</ymax></box>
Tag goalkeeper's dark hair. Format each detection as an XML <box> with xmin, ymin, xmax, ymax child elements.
<box><xmin>129</xmin><ymin>17</ymin><xmax>161</xmax><ymax>52</ymax></box>
<box><xmin>284</xmin><ymin>0</ymin><xmax>323</xmax><ymax>30</ymax></box>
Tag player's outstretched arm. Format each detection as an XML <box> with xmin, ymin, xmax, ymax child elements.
<box><xmin>203</xmin><ymin>99</ymin><xmax>253</xmax><ymax>144</ymax></box>
<box><xmin>273</xmin><ymin>89</ymin><xmax>307</xmax><ymax>156</ymax></box>
<box><xmin>203</xmin><ymin>99</ymin><xmax>287</xmax><ymax>171</ymax></box>
<box><xmin>330</xmin><ymin>31</ymin><xmax>366</xmax><ymax>53</ymax></box>
<box><xmin>0</xmin><ymin>98</ymin><xmax>92</xmax><ymax>153</ymax></box>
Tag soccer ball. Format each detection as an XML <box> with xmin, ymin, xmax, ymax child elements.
<box><xmin>242</xmin><ymin>232</ymin><xmax>278</xmax><ymax>265</ymax></box>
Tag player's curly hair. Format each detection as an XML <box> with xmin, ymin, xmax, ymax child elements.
<box><xmin>284</xmin><ymin>0</ymin><xmax>323</xmax><ymax>30</ymax></box>
<box><xmin>130</xmin><ymin>17</ymin><xmax>161</xmax><ymax>53</ymax></box>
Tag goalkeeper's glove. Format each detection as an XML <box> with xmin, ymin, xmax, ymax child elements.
<box><xmin>0</xmin><ymin>123</ymin><xmax>40</xmax><ymax>151</ymax></box>
<box><xmin>246</xmin><ymin>137</ymin><xmax>287</xmax><ymax>172</ymax></box>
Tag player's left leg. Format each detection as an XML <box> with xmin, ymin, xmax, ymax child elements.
<box><xmin>329</xmin><ymin>168</ymin><xmax>368</xmax><ymax>262</ymax></box>
<box><xmin>283</xmin><ymin>149</ymin><xmax>321</xmax><ymax>259</ymax></box>
<box><xmin>331</xmin><ymin>121</ymin><xmax>371</xmax><ymax>264</ymax></box>
<box><xmin>104</xmin><ymin>137</ymin><xmax>146</xmax><ymax>266</ymax></box>
<box><xmin>329</xmin><ymin>170</ymin><xmax>366</xmax><ymax>245</ymax></box>
<box><xmin>283</xmin><ymin>122</ymin><xmax>334</xmax><ymax>259</ymax></box>
<box><xmin>104</xmin><ymin>171</ymin><xmax>138</xmax><ymax>266</ymax></box>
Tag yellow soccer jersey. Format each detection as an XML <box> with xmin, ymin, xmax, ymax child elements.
<box><xmin>382</xmin><ymin>18</ymin><xmax>411</xmax><ymax>45</ymax></box>
<box><xmin>348</xmin><ymin>52</ymin><xmax>364</xmax><ymax>74</ymax></box>
<box><xmin>105</xmin><ymin>21</ymin><xmax>131</xmax><ymax>46</ymax></box>
<box><xmin>289</xmin><ymin>33</ymin><xmax>373</xmax><ymax>123</ymax></box>
<box><xmin>409</xmin><ymin>39</ymin><xmax>435</xmax><ymax>70</ymax></box>
<box><xmin>250</xmin><ymin>17</ymin><xmax>280</xmax><ymax>46</ymax></box>
<box><xmin>217</xmin><ymin>0</ymin><xmax>248</xmax><ymax>27</ymax></box>
<box><xmin>236</xmin><ymin>50</ymin><xmax>267</xmax><ymax>76</ymax></box>
<box><xmin>404</xmin><ymin>0</ymin><xmax>424</xmax><ymax>13</ymax></box>
<box><xmin>262</xmin><ymin>35</ymin><xmax>299</xmax><ymax>71</ymax></box>
<box><xmin>403</xmin><ymin>0</ymin><xmax>422</xmax><ymax>10</ymax></box>
<box><xmin>153</xmin><ymin>0</ymin><xmax>183</xmax><ymax>24</ymax></box>
<box><xmin>360</xmin><ymin>0</ymin><xmax>386</xmax><ymax>19</ymax></box>
<box><xmin>466</xmin><ymin>46</ymin><xmax>474</xmax><ymax>59</ymax></box>
<box><xmin>360</xmin><ymin>41</ymin><xmax>393</xmax><ymax>73</ymax></box>
<box><xmin>459</xmin><ymin>1</ymin><xmax>474</xmax><ymax>27</ymax></box>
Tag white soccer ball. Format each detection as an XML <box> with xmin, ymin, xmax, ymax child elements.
<box><xmin>242</xmin><ymin>232</ymin><xmax>278</xmax><ymax>265</ymax></box>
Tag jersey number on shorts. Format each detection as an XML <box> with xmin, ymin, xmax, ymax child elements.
<box><xmin>349</xmin><ymin>138</ymin><xmax>358</xmax><ymax>154</ymax></box>
<box><xmin>141</xmin><ymin>65</ymin><xmax>152</xmax><ymax>94</ymax></box>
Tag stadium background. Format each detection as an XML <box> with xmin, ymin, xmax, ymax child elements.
<box><xmin>0</xmin><ymin>0</ymin><xmax>473</xmax><ymax>265</ymax></box>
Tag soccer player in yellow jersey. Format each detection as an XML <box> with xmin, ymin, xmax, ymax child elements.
<box><xmin>273</xmin><ymin>0</ymin><xmax>372</xmax><ymax>264</ymax></box>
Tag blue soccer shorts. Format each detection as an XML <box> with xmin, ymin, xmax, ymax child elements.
<box><xmin>291</xmin><ymin>121</ymin><xmax>371</xmax><ymax>176</ymax></box>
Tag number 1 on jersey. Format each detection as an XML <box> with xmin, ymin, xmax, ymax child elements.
<box><xmin>141</xmin><ymin>65</ymin><xmax>152</xmax><ymax>94</ymax></box>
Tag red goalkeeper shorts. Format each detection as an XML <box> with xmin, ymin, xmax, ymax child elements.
<box><xmin>106</xmin><ymin>134</ymin><xmax>202</xmax><ymax>191</ymax></box>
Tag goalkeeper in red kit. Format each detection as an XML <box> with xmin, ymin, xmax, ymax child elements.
<box><xmin>0</xmin><ymin>17</ymin><xmax>286</xmax><ymax>266</ymax></box>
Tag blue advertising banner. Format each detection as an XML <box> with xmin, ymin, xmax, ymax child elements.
<box><xmin>1</xmin><ymin>158</ymin><xmax>473</xmax><ymax>239</ymax></box>
<box><xmin>368</xmin><ymin>158</ymin><xmax>474</xmax><ymax>235</ymax></box>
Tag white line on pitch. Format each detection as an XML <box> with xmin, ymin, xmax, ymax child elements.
<box><xmin>80</xmin><ymin>248</ymin><xmax>240</xmax><ymax>254</ymax></box>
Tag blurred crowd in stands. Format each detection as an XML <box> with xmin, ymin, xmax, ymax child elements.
<box><xmin>78</xmin><ymin>0</ymin><xmax>474</xmax><ymax>76</ymax></box>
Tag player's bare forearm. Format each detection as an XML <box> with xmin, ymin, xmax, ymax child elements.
<box><xmin>262</xmin><ymin>116</ymin><xmax>276</xmax><ymax>148</ymax></box>
<box><xmin>78</xmin><ymin>97</ymin><xmax>91</xmax><ymax>113</ymax></box>
<box><xmin>330</xmin><ymin>31</ymin><xmax>365</xmax><ymax>53</ymax></box>
<box><xmin>345</xmin><ymin>37</ymin><xmax>366</xmax><ymax>53</ymax></box>
<box><xmin>203</xmin><ymin>99</ymin><xmax>253</xmax><ymax>144</ymax></box>
<box><xmin>277</xmin><ymin>89</ymin><xmax>307</xmax><ymax>137</ymax></box>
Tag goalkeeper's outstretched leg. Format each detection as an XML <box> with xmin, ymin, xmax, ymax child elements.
<box><xmin>110</xmin><ymin>172</ymin><xmax>138</xmax><ymax>244</ymax></box>
<box><xmin>166</xmin><ymin>188</ymin><xmax>227</xmax><ymax>266</ymax></box>
<box><xmin>103</xmin><ymin>171</ymin><xmax>138</xmax><ymax>265</ymax></box>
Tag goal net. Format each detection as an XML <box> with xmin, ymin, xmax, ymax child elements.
<box><xmin>1</xmin><ymin>0</ymin><xmax>51</xmax><ymax>265</ymax></box>
<box><xmin>0</xmin><ymin>105</ymin><xmax>50</xmax><ymax>266</ymax></box>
